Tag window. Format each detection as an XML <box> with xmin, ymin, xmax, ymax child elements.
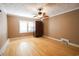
<box><xmin>28</xmin><ymin>21</ymin><xmax>34</xmax><ymax>32</ymax></box>
<box><xmin>19</xmin><ymin>20</ymin><xmax>28</xmax><ymax>33</ymax></box>
<box><xmin>19</xmin><ymin>20</ymin><xmax>34</xmax><ymax>33</ymax></box>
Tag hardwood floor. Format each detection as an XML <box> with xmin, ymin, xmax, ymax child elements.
<box><xmin>4</xmin><ymin>36</ymin><xmax>79</xmax><ymax>56</ymax></box>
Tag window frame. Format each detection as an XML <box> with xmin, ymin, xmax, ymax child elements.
<box><xmin>19</xmin><ymin>20</ymin><xmax>34</xmax><ymax>33</ymax></box>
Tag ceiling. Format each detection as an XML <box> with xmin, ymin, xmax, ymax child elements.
<box><xmin>0</xmin><ymin>3</ymin><xmax>79</xmax><ymax>18</ymax></box>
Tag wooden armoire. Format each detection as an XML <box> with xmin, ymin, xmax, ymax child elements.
<box><xmin>33</xmin><ymin>21</ymin><xmax>43</xmax><ymax>37</ymax></box>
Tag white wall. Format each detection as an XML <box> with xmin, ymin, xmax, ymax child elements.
<box><xmin>0</xmin><ymin>9</ymin><xmax>7</xmax><ymax>49</ymax></box>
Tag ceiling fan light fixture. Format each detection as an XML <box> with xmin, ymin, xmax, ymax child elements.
<box><xmin>38</xmin><ymin>12</ymin><xmax>42</xmax><ymax>15</ymax></box>
<box><xmin>34</xmin><ymin>7</ymin><xmax>49</xmax><ymax>20</ymax></box>
<box><xmin>38</xmin><ymin>7</ymin><xmax>43</xmax><ymax>11</ymax></box>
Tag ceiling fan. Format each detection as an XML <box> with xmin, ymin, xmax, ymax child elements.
<box><xmin>34</xmin><ymin>7</ymin><xmax>49</xmax><ymax>21</ymax></box>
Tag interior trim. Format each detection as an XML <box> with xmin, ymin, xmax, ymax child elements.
<box><xmin>0</xmin><ymin>39</ymin><xmax>9</xmax><ymax>56</ymax></box>
<box><xmin>50</xmin><ymin>8</ymin><xmax>79</xmax><ymax>18</ymax></box>
<box><xmin>43</xmin><ymin>35</ymin><xmax>79</xmax><ymax>48</ymax></box>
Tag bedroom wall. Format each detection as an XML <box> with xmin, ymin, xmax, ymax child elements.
<box><xmin>44</xmin><ymin>9</ymin><xmax>79</xmax><ymax>45</ymax></box>
<box><xmin>0</xmin><ymin>10</ymin><xmax>7</xmax><ymax>48</ymax></box>
<box><xmin>7</xmin><ymin>15</ymin><xmax>33</xmax><ymax>38</ymax></box>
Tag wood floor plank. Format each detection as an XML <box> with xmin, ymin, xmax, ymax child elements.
<box><xmin>4</xmin><ymin>36</ymin><xmax>79</xmax><ymax>56</ymax></box>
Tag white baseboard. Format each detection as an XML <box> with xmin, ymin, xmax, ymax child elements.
<box><xmin>69</xmin><ymin>43</ymin><xmax>79</xmax><ymax>48</ymax></box>
<box><xmin>0</xmin><ymin>39</ymin><xmax>9</xmax><ymax>56</ymax></box>
<box><xmin>43</xmin><ymin>35</ymin><xmax>79</xmax><ymax>48</ymax></box>
<box><xmin>43</xmin><ymin>35</ymin><xmax>61</xmax><ymax>42</ymax></box>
